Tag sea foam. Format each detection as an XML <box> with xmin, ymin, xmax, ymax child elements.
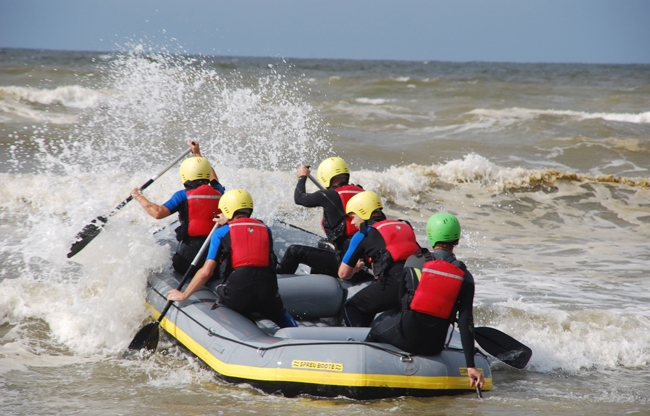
<box><xmin>470</xmin><ymin>107</ymin><xmax>650</xmax><ymax>124</ymax></box>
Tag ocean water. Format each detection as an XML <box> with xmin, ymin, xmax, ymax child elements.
<box><xmin>1</xmin><ymin>47</ymin><xmax>649</xmax><ymax>415</ymax></box>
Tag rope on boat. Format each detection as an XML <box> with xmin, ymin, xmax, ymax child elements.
<box><xmin>147</xmin><ymin>283</ymin><xmax>464</xmax><ymax>360</ymax></box>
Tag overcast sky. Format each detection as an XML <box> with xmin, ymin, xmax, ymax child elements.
<box><xmin>1</xmin><ymin>0</ymin><xmax>649</xmax><ymax>64</ymax></box>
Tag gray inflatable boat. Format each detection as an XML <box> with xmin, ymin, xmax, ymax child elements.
<box><xmin>144</xmin><ymin>220</ymin><xmax>492</xmax><ymax>399</ymax></box>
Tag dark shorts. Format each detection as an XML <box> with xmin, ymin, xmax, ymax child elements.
<box><xmin>343</xmin><ymin>272</ymin><xmax>402</xmax><ymax>327</ymax></box>
<box><xmin>367</xmin><ymin>309</ymin><xmax>450</xmax><ymax>355</ymax></box>
<box><xmin>278</xmin><ymin>244</ymin><xmax>339</xmax><ymax>276</ymax></box>
<box><xmin>172</xmin><ymin>238</ymin><xmax>207</xmax><ymax>274</ymax></box>
<box><xmin>216</xmin><ymin>267</ymin><xmax>285</xmax><ymax>323</ymax></box>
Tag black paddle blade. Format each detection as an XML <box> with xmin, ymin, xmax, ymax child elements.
<box><xmin>67</xmin><ymin>216</ymin><xmax>108</xmax><ymax>258</ymax></box>
<box><xmin>474</xmin><ymin>326</ymin><xmax>532</xmax><ymax>369</ymax></box>
<box><xmin>126</xmin><ymin>322</ymin><xmax>160</xmax><ymax>353</ymax></box>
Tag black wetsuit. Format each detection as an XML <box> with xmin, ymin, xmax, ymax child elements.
<box><xmin>341</xmin><ymin>214</ymin><xmax>418</xmax><ymax>327</ymax></box>
<box><xmin>366</xmin><ymin>249</ymin><xmax>477</xmax><ymax>366</ymax></box>
<box><xmin>212</xmin><ymin>224</ymin><xmax>288</xmax><ymax>325</ymax></box>
<box><xmin>278</xmin><ymin>176</ymin><xmax>366</xmax><ymax>279</ymax></box>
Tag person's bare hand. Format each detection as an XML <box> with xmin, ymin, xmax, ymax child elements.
<box><xmin>297</xmin><ymin>165</ymin><xmax>311</xmax><ymax>178</ymax></box>
<box><xmin>189</xmin><ymin>141</ymin><xmax>201</xmax><ymax>157</ymax></box>
<box><xmin>167</xmin><ymin>289</ymin><xmax>186</xmax><ymax>302</ymax></box>
<box><xmin>467</xmin><ymin>367</ymin><xmax>485</xmax><ymax>389</ymax></box>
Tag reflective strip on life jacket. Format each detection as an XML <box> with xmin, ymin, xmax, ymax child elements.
<box><xmin>186</xmin><ymin>185</ymin><xmax>222</xmax><ymax>237</ymax></box>
<box><xmin>228</xmin><ymin>218</ymin><xmax>271</xmax><ymax>268</ymax></box>
<box><xmin>372</xmin><ymin>219</ymin><xmax>420</xmax><ymax>262</ymax></box>
<box><xmin>410</xmin><ymin>259</ymin><xmax>465</xmax><ymax>319</ymax></box>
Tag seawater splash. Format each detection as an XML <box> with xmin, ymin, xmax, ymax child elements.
<box><xmin>0</xmin><ymin>45</ymin><xmax>331</xmax><ymax>356</ymax></box>
<box><xmin>477</xmin><ymin>298</ymin><xmax>650</xmax><ymax>374</ymax></box>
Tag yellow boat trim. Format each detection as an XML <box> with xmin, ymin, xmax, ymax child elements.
<box><xmin>149</xmin><ymin>305</ymin><xmax>492</xmax><ymax>391</ymax></box>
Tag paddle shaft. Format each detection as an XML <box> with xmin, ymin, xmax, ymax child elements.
<box><xmin>67</xmin><ymin>148</ymin><xmax>192</xmax><ymax>258</ymax></box>
<box><xmin>109</xmin><ymin>148</ymin><xmax>192</xmax><ymax>216</ymax></box>
<box><xmin>126</xmin><ymin>221</ymin><xmax>219</xmax><ymax>351</ymax></box>
<box><xmin>308</xmin><ymin>174</ymin><xmax>325</xmax><ymax>191</ymax></box>
<box><xmin>155</xmin><ymin>221</ymin><xmax>219</xmax><ymax>324</ymax></box>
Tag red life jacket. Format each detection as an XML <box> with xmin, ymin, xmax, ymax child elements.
<box><xmin>228</xmin><ymin>218</ymin><xmax>271</xmax><ymax>268</ymax></box>
<box><xmin>371</xmin><ymin>219</ymin><xmax>420</xmax><ymax>262</ymax></box>
<box><xmin>321</xmin><ymin>184</ymin><xmax>364</xmax><ymax>239</ymax></box>
<box><xmin>186</xmin><ymin>184</ymin><xmax>222</xmax><ymax>237</ymax></box>
<box><xmin>334</xmin><ymin>184</ymin><xmax>364</xmax><ymax>237</ymax></box>
<box><xmin>410</xmin><ymin>259</ymin><xmax>465</xmax><ymax>319</ymax></box>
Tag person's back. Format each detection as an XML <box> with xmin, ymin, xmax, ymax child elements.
<box><xmin>338</xmin><ymin>191</ymin><xmax>420</xmax><ymax>327</ymax></box>
<box><xmin>210</xmin><ymin>190</ymin><xmax>297</xmax><ymax>328</ymax></box>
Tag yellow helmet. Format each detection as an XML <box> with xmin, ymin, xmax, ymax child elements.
<box><xmin>317</xmin><ymin>157</ymin><xmax>350</xmax><ymax>188</ymax></box>
<box><xmin>346</xmin><ymin>191</ymin><xmax>383</xmax><ymax>220</ymax></box>
<box><xmin>179</xmin><ymin>157</ymin><xmax>211</xmax><ymax>183</ymax></box>
<box><xmin>218</xmin><ymin>189</ymin><xmax>254</xmax><ymax>219</ymax></box>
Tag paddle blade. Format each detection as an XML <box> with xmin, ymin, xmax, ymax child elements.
<box><xmin>127</xmin><ymin>322</ymin><xmax>160</xmax><ymax>352</ymax></box>
<box><xmin>474</xmin><ymin>326</ymin><xmax>532</xmax><ymax>369</ymax></box>
<box><xmin>67</xmin><ymin>216</ymin><xmax>107</xmax><ymax>258</ymax></box>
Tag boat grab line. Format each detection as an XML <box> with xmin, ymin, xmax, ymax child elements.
<box><xmin>149</xmin><ymin>283</ymin><xmax>464</xmax><ymax>360</ymax></box>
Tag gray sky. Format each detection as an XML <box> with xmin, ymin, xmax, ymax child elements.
<box><xmin>1</xmin><ymin>0</ymin><xmax>649</xmax><ymax>64</ymax></box>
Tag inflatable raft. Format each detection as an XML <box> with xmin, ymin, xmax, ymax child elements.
<box><xmin>144</xmin><ymin>220</ymin><xmax>493</xmax><ymax>399</ymax></box>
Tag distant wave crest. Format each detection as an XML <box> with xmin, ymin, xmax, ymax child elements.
<box><xmin>470</xmin><ymin>107</ymin><xmax>650</xmax><ymax>124</ymax></box>
<box><xmin>0</xmin><ymin>85</ymin><xmax>105</xmax><ymax>109</ymax></box>
<box><xmin>358</xmin><ymin>154</ymin><xmax>650</xmax><ymax>208</ymax></box>
<box><xmin>436</xmin><ymin>154</ymin><xmax>650</xmax><ymax>189</ymax></box>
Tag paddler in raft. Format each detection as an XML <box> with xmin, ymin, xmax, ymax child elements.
<box><xmin>278</xmin><ymin>156</ymin><xmax>371</xmax><ymax>283</ymax></box>
<box><xmin>167</xmin><ymin>189</ymin><xmax>298</xmax><ymax>328</ymax></box>
<box><xmin>131</xmin><ymin>141</ymin><xmax>224</xmax><ymax>274</ymax></box>
<box><xmin>337</xmin><ymin>191</ymin><xmax>421</xmax><ymax>327</ymax></box>
<box><xmin>365</xmin><ymin>213</ymin><xmax>485</xmax><ymax>390</ymax></box>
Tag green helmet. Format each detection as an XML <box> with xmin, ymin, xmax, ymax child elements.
<box><xmin>426</xmin><ymin>213</ymin><xmax>461</xmax><ymax>246</ymax></box>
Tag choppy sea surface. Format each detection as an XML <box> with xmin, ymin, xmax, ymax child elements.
<box><xmin>1</xmin><ymin>47</ymin><xmax>649</xmax><ymax>415</ymax></box>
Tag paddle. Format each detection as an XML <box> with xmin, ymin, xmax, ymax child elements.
<box><xmin>126</xmin><ymin>221</ymin><xmax>219</xmax><ymax>353</ymax></box>
<box><xmin>474</xmin><ymin>326</ymin><xmax>532</xmax><ymax>369</ymax></box>
<box><xmin>307</xmin><ymin>173</ymin><xmax>325</xmax><ymax>191</ymax></box>
<box><xmin>67</xmin><ymin>148</ymin><xmax>191</xmax><ymax>258</ymax></box>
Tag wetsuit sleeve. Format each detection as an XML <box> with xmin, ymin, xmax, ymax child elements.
<box><xmin>294</xmin><ymin>176</ymin><xmax>327</xmax><ymax>207</ymax></box>
<box><xmin>206</xmin><ymin>225</ymin><xmax>230</xmax><ymax>261</ymax></box>
<box><xmin>210</xmin><ymin>179</ymin><xmax>225</xmax><ymax>194</ymax></box>
<box><xmin>162</xmin><ymin>189</ymin><xmax>187</xmax><ymax>213</ymax></box>
<box><xmin>341</xmin><ymin>230</ymin><xmax>366</xmax><ymax>266</ymax></box>
<box><xmin>457</xmin><ymin>269</ymin><xmax>477</xmax><ymax>368</ymax></box>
